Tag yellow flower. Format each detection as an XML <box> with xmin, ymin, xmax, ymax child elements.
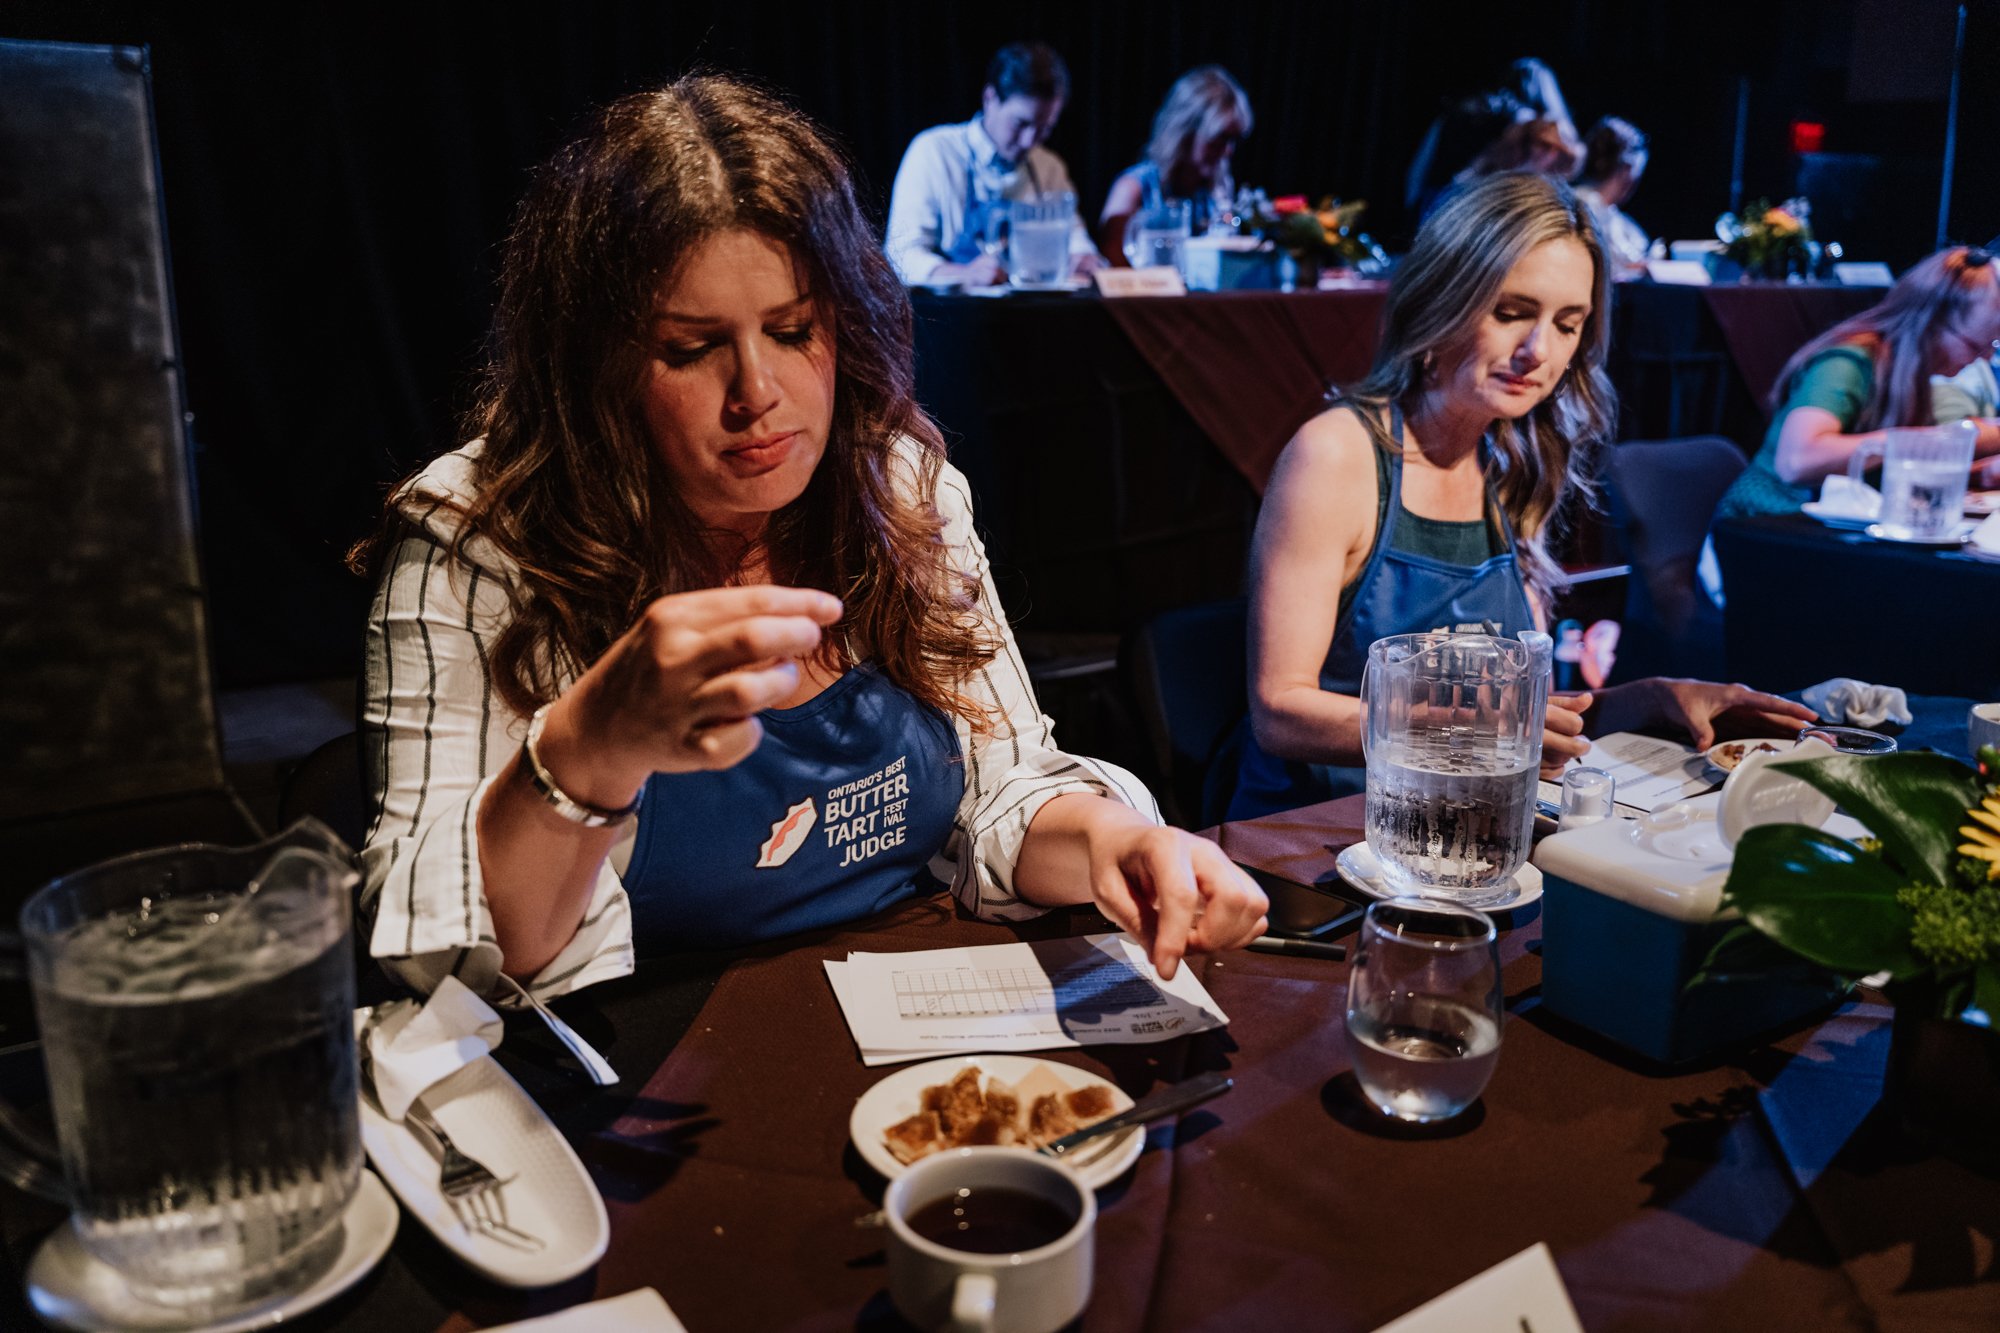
<box><xmin>1961</xmin><ymin>792</ymin><xmax>2000</xmax><ymax>870</ymax></box>
<box><xmin>1765</xmin><ymin>207</ymin><xmax>1801</xmax><ymax>235</ymax></box>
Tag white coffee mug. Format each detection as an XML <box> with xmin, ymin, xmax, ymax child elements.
<box><xmin>1970</xmin><ymin>702</ymin><xmax>2000</xmax><ymax>757</ymax></box>
<box><xmin>884</xmin><ymin>1147</ymin><xmax>1094</xmax><ymax>1333</ymax></box>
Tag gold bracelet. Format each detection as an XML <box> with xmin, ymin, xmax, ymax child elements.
<box><xmin>522</xmin><ymin>703</ymin><xmax>643</xmax><ymax>827</ymax></box>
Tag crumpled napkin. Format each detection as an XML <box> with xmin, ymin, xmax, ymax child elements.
<box><xmin>1815</xmin><ymin>474</ymin><xmax>1881</xmax><ymax>519</ymax></box>
<box><xmin>365</xmin><ymin>976</ymin><xmax>504</xmax><ymax>1122</ymax></box>
<box><xmin>1802</xmin><ymin>677</ymin><xmax>1912</xmax><ymax>729</ymax></box>
<box><xmin>1971</xmin><ymin>511</ymin><xmax>2000</xmax><ymax>558</ymax></box>
<box><xmin>486</xmin><ymin>1290</ymin><xmax>687</xmax><ymax>1332</ymax></box>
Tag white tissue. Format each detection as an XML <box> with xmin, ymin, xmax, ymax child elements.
<box><xmin>1801</xmin><ymin>677</ymin><xmax>1912</xmax><ymax>729</ymax></box>
<box><xmin>1816</xmin><ymin>474</ymin><xmax>1881</xmax><ymax>519</ymax></box>
<box><xmin>365</xmin><ymin>976</ymin><xmax>505</xmax><ymax>1122</ymax></box>
<box><xmin>1972</xmin><ymin>511</ymin><xmax>2000</xmax><ymax>557</ymax></box>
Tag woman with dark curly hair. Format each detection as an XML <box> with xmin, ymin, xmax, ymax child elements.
<box><xmin>1231</xmin><ymin>172</ymin><xmax>1809</xmax><ymax>819</ymax></box>
<box><xmin>354</xmin><ymin>75</ymin><xmax>1265</xmax><ymax>998</ymax></box>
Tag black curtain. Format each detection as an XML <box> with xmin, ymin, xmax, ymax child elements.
<box><xmin>3</xmin><ymin>0</ymin><xmax>1989</xmax><ymax>684</ymax></box>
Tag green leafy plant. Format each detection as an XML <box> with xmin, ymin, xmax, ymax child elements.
<box><xmin>1704</xmin><ymin>747</ymin><xmax>2000</xmax><ymax>1024</ymax></box>
<box><xmin>1241</xmin><ymin>194</ymin><xmax>1388</xmax><ymax>272</ymax></box>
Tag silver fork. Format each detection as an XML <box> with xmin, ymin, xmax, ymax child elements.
<box><xmin>359</xmin><ymin>1007</ymin><xmax>543</xmax><ymax>1251</ymax></box>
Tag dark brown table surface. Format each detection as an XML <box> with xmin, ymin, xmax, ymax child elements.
<box><xmin>6</xmin><ymin>793</ymin><xmax>1971</xmax><ymax>1330</ymax></box>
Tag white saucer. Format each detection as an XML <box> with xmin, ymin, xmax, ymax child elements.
<box><xmin>1334</xmin><ymin>841</ymin><xmax>1543</xmax><ymax>912</ymax></box>
<box><xmin>359</xmin><ymin>1050</ymin><xmax>608</xmax><ymax>1288</ymax></box>
<box><xmin>1863</xmin><ymin>520</ymin><xmax>1975</xmax><ymax>546</ymax></box>
<box><xmin>27</xmin><ymin>1168</ymin><xmax>396</xmax><ymax>1332</ymax></box>
<box><xmin>850</xmin><ymin>1054</ymin><xmax>1140</xmax><ymax>1190</ymax></box>
<box><xmin>1800</xmin><ymin>501</ymin><xmax>1874</xmax><ymax>531</ymax></box>
<box><xmin>1007</xmin><ymin>277</ymin><xmax>1089</xmax><ymax>292</ymax></box>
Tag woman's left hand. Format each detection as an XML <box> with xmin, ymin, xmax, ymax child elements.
<box><xmin>1639</xmin><ymin>678</ymin><xmax>1817</xmax><ymax>750</ymax></box>
<box><xmin>1086</xmin><ymin>825</ymin><xmax>1269</xmax><ymax>981</ymax></box>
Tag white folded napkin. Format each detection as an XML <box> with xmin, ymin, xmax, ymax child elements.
<box><xmin>1801</xmin><ymin>677</ymin><xmax>1911</xmax><ymax>729</ymax></box>
<box><xmin>486</xmin><ymin>1289</ymin><xmax>687</xmax><ymax>1332</ymax></box>
<box><xmin>1815</xmin><ymin>474</ymin><xmax>1881</xmax><ymax>519</ymax></box>
<box><xmin>1971</xmin><ymin>511</ymin><xmax>2000</xmax><ymax>557</ymax></box>
<box><xmin>365</xmin><ymin>976</ymin><xmax>505</xmax><ymax>1122</ymax></box>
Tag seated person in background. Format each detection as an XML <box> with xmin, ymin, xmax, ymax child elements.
<box><xmin>1573</xmin><ymin>117</ymin><xmax>1650</xmax><ymax>277</ymax></box>
<box><xmin>1410</xmin><ymin>58</ymin><xmax>1582</xmax><ymax>222</ymax></box>
<box><xmin>1714</xmin><ymin>246</ymin><xmax>2000</xmax><ymax>520</ymax></box>
<box><xmin>884</xmin><ymin>42</ymin><xmax>1106</xmax><ymax>287</ymax></box>
<box><xmin>1231</xmin><ymin>172</ymin><xmax>1811</xmax><ymax>820</ymax></box>
<box><xmin>353</xmin><ymin>75</ymin><xmax>1265</xmax><ymax>998</ymax></box>
<box><xmin>1097</xmin><ymin>65</ymin><xmax>1253</xmax><ymax>264</ymax></box>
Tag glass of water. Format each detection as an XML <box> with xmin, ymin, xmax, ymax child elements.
<box><xmin>1007</xmin><ymin>191</ymin><xmax>1076</xmax><ymax>286</ymax></box>
<box><xmin>1122</xmin><ymin>198</ymin><xmax>1191</xmax><ymax>273</ymax></box>
<box><xmin>1344</xmin><ymin>898</ymin><xmax>1503</xmax><ymax>1123</ymax></box>
<box><xmin>1848</xmin><ymin>421</ymin><xmax>1976</xmax><ymax>541</ymax></box>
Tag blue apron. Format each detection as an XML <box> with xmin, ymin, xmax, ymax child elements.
<box><xmin>622</xmin><ymin>662</ymin><xmax>964</xmax><ymax>952</ymax></box>
<box><xmin>944</xmin><ymin>122</ymin><xmax>1043</xmax><ymax>263</ymax></box>
<box><xmin>1229</xmin><ymin>407</ymin><xmax>1537</xmax><ymax>817</ymax></box>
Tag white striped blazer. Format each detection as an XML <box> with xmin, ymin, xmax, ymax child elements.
<box><xmin>358</xmin><ymin>439</ymin><xmax>1159</xmax><ymax>1000</ymax></box>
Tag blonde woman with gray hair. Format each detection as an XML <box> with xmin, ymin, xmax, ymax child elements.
<box><xmin>1098</xmin><ymin>65</ymin><xmax>1252</xmax><ymax>263</ymax></box>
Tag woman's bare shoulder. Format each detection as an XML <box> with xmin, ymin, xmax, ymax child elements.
<box><xmin>1268</xmin><ymin>404</ymin><xmax>1385</xmax><ymax>503</ymax></box>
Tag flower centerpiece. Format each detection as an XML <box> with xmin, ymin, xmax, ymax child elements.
<box><xmin>1715</xmin><ymin>196</ymin><xmax>1817</xmax><ymax>280</ymax></box>
<box><xmin>1706</xmin><ymin>746</ymin><xmax>2000</xmax><ymax>1172</ymax></box>
<box><xmin>1235</xmin><ymin>192</ymin><xmax>1389</xmax><ymax>286</ymax></box>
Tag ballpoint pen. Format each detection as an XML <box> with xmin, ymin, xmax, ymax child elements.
<box><xmin>1243</xmin><ymin>935</ymin><xmax>1348</xmax><ymax>961</ymax></box>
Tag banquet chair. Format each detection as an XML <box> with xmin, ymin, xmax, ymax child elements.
<box><xmin>1121</xmin><ymin>599</ymin><xmax>1248</xmax><ymax>829</ymax></box>
<box><xmin>1599</xmin><ymin>436</ymin><xmax>1747</xmax><ymax>682</ymax></box>
<box><xmin>278</xmin><ymin>731</ymin><xmax>368</xmax><ymax>852</ymax></box>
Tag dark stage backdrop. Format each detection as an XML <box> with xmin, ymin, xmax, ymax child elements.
<box><xmin>3</xmin><ymin>0</ymin><xmax>1993</xmax><ymax>684</ymax></box>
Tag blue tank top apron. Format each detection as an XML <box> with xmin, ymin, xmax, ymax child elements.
<box><xmin>1229</xmin><ymin>406</ymin><xmax>1537</xmax><ymax>817</ymax></box>
<box><xmin>945</xmin><ymin>124</ymin><xmax>1043</xmax><ymax>263</ymax></box>
<box><xmin>621</xmin><ymin>662</ymin><xmax>963</xmax><ymax>952</ymax></box>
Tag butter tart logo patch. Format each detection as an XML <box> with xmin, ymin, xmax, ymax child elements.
<box><xmin>757</xmin><ymin>797</ymin><xmax>818</xmax><ymax>869</ymax></box>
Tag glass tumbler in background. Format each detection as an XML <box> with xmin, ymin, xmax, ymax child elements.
<box><xmin>1007</xmin><ymin>191</ymin><xmax>1076</xmax><ymax>286</ymax></box>
<box><xmin>1344</xmin><ymin>898</ymin><xmax>1503</xmax><ymax>1123</ymax></box>
<box><xmin>1123</xmin><ymin>198</ymin><xmax>1191</xmax><ymax>273</ymax></box>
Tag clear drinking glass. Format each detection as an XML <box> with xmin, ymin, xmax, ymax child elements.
<box><xmin>1006</xmin><ymin>191</ymin><xmax>1076</xmax><ymax>286</ymax></box>
<box><xmin>19</xmin><ymin>820</ymin><xmax>362</xmax><ymax>1316</ymax></box>
<box><xmin>1849</xmin><ymin>421</ymin><xmax>1976</xmax><ymax>541</ymax></box>
<box><xmin>1122</xmin><ymin>198</ymin><xmax>1191</xmax><ymax>273</ymax></box>
<box><xmin>1344</xmin><ymin>898</ymin><xmax>1503</xmax><ymax>1123</ymax></box>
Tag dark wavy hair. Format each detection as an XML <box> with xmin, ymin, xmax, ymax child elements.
<box><xmin>1339</xmin><ymin>171</ymin><xmax>1616</xmax><ymax>608</ymax></box>
<box><xmin>353</xmin><ymin>74</ymin><xmax>998</xmax><ymax>725</ymax></box>
<box><xmin>1768</xmin><ymin>245</ymin><xmax>2000</xmax><ymax>433</ymax></box>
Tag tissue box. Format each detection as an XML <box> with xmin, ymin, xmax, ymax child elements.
<box><xmin>1182</xmin><ymin>236</ymin><xmax>1278</xmax><ymax>291</ymax></box>
<box><xmin>1531</xmin><ymin>800</ymin><xmax>1847</xmax><ymax>1066</ymax></box>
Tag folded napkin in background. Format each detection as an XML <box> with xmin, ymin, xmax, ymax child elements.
<box><xmin>1802</xmin><ymin>678</ymin><xmax>1911</xmax><ymax>729</ymax></box>
<box><xmin>1972</xmin><ymin>511</ymin><xmax>2000</xmax><ymax>557</ymax></box>
<box><xmin>1815</xmin><ymin>474</ymin><xmax>1882</xmax><ymax>519</ymax></box>
<box><xmin>365</xmin><ymin>976</ymin><xmax>504</xmax><ymax>1121</ymax></box>
<box><xmin>486</xmin><ymin>1289</ymin><xmax>687</xmax><ymax>1332</ymax></box>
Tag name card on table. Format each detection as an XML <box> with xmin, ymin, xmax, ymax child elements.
<box><xmin>1833</xmin><ymin>261</ymin><xmax>1894</xmax><ymax>286</ymax></box>
<box><xmin>1094</xmin><ymin>266</ymin><xmax>1187</xmax><ymax>297</ymax></box>
<box><xmin>1643</xmin><ymin>258</ymin><xmax>1711</xmax><ymax>285</ymax></box>
<box><xmin>1373</xmin><ymin>1243</ymin><xmax>1584</xmax><ymax>1333</ymax></box>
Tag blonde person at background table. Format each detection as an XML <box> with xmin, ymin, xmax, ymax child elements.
<box><xmin>1228</xmin><ymin>173</ymin><xmax>1813</xmax><ymax>820</ymax></box>
<box><xmin>351</xmin><ymin>76</ymin><xmax>1266</xmax><ymax>1000</ymax></box>
<box><xmin>1714</xmin><ymin>246</ymin><xmax>2000</xmax><ymax>521</ymax></box>
<box><xmin>883</xmin><ymin>42</ymin><xmax>1106</xmax><ymax>288</ymax></box>
<box><xmin>1097</xmin><ymin>65</ymin><xmax>1252</xmax><ymax>265</ymax></box>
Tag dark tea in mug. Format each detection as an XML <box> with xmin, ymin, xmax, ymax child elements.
<box><xmin>907</xmin><ymin>1185</ymin><xmax>1077</xmax><ymax>1254</ymax></box>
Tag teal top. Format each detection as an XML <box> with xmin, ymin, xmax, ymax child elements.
<box><xmin>1714</xmin><ymin>345</ymin><xmax>1875</xmax><ymax>521</ymax></box>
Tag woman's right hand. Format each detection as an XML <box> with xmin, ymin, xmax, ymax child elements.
<box><xmin>531</xmin><ymin>585</ymin><xmax>844</xmax><ymax>810</ymax></box>
<box><xmin>1539</xmin><ymin>691</ymin><xmax>1593</xmax><ymax>779</ymax></box>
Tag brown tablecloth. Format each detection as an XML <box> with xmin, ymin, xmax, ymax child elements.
<box><xmin>501</xmin><ymin>795</ymin><xmax>1995</xmax><ymax>1331</ymax></box>
<box><xmin>1100</xmin><ymin>288</ymin><xmax>1387</xmax><ymax>491</ymax></box>
<box><xmin>1699</xmin><ymin>284</ymin><xmax>1878</xmax><ymax>407</ymax></box>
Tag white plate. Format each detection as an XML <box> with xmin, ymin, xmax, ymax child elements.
<box><xmin>27</xmin><ymin>1169</ymin><xmax>397</xmax><ymax>1332</ymax></box>
<box><xmin>849</xmin><ymin>1055</ymin><xmax>1139</xmax><ymax>1190</ymax></box>
<box><xmin>1864</xmin><ymin>520</ymin><xmax>1975</xmax><ymax>546</ymax></box>
<box><xmin>1333</xmin><ymin>840</ymin><xmax>1543</xmax><ymax>912</ymax></box>
<box><xmin>359</xmin><ymin>1054</ymin><xmax>607</xmax><ymax>1288</ymax></box>
<box><xmin>1965</xmin><ymin>490</ymin><xmax>1999</xmax><ymax>517</ymax></box>
<box><xmin>1800</xmin><ymin>500</ymin><xmax>1875</xmax><ymax>531</ymax></box>
<box><xmin>1007</xmin><ymin>277</ymin><xmax>1089</xmax><ymax>292</ymax></box>
<box><xmin>1703</xmin><ymin>736</ymin><xmax>1807</xmax><ymax>774</ymax></box>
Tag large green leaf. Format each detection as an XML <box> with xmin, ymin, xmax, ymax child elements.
<box><xmin>1690</xmin><ymin>921</ymin><xmax>1846</xmax><ymax>990</ymax></box>
<box><xmin>1722</xmin><ymin>824</ymin><xmax>1923</xmax><ymax>978</ymax></box>
<box><xmin>1770</xmin><ymin>753</ymin><xmax>1981</xmax><ymax>888</ymax></box>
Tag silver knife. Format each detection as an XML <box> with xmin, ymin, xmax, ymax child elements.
<box><xmin>1037</xmin><ymin>1070</ymin><xmax>1233</xmax><ymax>1160</ymax></box>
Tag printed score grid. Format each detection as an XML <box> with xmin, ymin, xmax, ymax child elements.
<box><xmin>891</xmin><ymin>963</ymin><xmax>1162</xmax><ymax>1019</ymax></box>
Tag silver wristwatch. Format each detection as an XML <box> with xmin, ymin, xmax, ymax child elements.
<box><xmin>523</xmin><ymin>703</ymin><xmax>644</xmax><ymax>827</ymax></box>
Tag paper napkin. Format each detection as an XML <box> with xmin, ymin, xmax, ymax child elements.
<box><xmin>364</xmin><ymin>976</ymin><xmax>505</xmax><ymax>1121</ymax></box>
<box><xmin>1802</xmin><ymin>678</ymin><xmax>1911</xmax><ymax>729</ymax></box>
